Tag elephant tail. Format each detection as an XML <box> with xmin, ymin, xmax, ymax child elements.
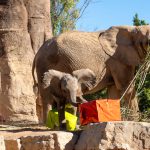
<box><xmin>32</xmin><ymin>56</ymin><xmax>38</xmax><ymax>96</ymax></box>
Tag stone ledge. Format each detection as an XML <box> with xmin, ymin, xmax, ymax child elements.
<box><xmin>0</xmin><ymin>130</ymin><xmax>79</xmax><ymax>150</ymax></box>
<box><xmin>0</xmin><ymin>122</ymin><xmax>150</xmax><ymax>150</ymax></box>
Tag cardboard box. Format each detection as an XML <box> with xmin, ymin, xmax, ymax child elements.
<box><xmin>79</xmin><ymin>99</ymin><xmax>121</xmax><ymax>125</ymax></box>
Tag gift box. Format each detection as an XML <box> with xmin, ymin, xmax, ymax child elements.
<box><xmin>79</xmin><ymin>99</ymin><xmax>121</xmax><ymax>125</ymax></box>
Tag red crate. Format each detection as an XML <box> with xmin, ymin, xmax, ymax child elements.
<box><xmin>79</xmin><ymin>99</ymin><xmax>121</xmax><ymax>125</ymax></box>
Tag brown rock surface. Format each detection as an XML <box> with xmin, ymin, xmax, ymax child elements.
<box><xmin>75</xmin><ymin>121</ymin><xmax>150</xmax><ymax>150</ymax></box>
<box><xmin>0</xmin><ymin>128</ymin><xmax>78</xmax><ymax>150</ymax></box>
<box><xmin>0</xmin><ymin>136</ymin><xmax>5</xmax><ymax>150</ymax></box>
<box><xmin>0</xmin><ymin>0</ymin><xmax>52</xmax><ymax>124</ymax></box>
<box><xmin>23</xmin><ymin>0</ymin><xmax>52</xmax><ymax>53</ymax></box>
<box><xmin>5</xmin><ymin>139</ymin><xmax>21</xmax><ymax>150</ymax></box>
<box><xmin>0</xmin><ymin>122</ymin><xmax>150</xmax><ymax>150</ymax></box>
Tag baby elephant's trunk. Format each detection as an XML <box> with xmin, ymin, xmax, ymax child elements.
<box><xmin>69</xmin><ymin>101</ymin><xmax>80</xmax><ymax>107</ymax></box>
<box><xmin>69</xmin><ymin>94</ymin><xmax>80</xmax><ymax>107</ymax></box>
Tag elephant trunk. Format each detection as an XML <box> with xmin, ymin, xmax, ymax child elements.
<box><xmin>69</xmin><ymin>93</ymin><xmax>80</xmax><ymax>107</ymax></box>
<box><xmin>69</xmin><ymin>101</ymin><xmax>80</xmax><ymax>107</ymax></box>
<box><xmin>148</xmin><ymin>39</ymin><xmax>150</xmax><ymax>47</ymax></box>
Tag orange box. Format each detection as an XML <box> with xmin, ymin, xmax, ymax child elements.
<box><xmin>79</xmin><ymin>99</ymin><xmax>121</xmax><ymax>125</ymax></box>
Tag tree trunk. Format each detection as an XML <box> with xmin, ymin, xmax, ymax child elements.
<box><xmin>0</xmin><ymin>0</ymin><xmax>52</xmax><ymax>124</ymax></box>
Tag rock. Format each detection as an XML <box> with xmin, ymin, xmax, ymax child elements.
<box><xmin>5</xmin><ymin>139</ymin><xmax>21</xmax><ymax>150</ymax></box>
<box><xmin>24</xmin><ymin>0</ymin><xmax>53</xmax><ymax>53</ymax></box>
<box><xmin>75</xmin><ymin>121</ymin><xmax>150</xmax><ymax>150</ymax></box>
<box><xmin>1</xmin><ymin>130</ymin><xmax>78</xmax><ymax>150</ymax></box>
<box><xmin>0</xmin><ymin>0</ymin><xmax>52</xmax><ymax>124</ymax></box>
<box><xmin>20</xmin><ymin>134</ymin><xmax>55</xmax><ymax>150</ymax></box>
<box><xmin>0</xmin><ymin>28</ymin><xmax>38</xmax><ymax>124</ymax></box>
<box><xmin>0</xmin><ymin>136</ymin><xmax>5</xmax><ymax>150</ymax></box>
<box><xmin>52</xmin><ymin>132</ymin><xmax>78</xmax><ymax>150</ymax></box>
<box><xmin>0</xmin><ymin>122</ymin><xmax>150</xmax><ymax>150</ymax></box>
<box><xmin>20</xmin><ymin>131</ymin><xmax>78</xmax><ymax>150</ymax></box>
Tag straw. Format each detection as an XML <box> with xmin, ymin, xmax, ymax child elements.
<box><xmin>120</xmin><ymin>45</ymin><xmax>150</xmax><ymax>100</ymax></box>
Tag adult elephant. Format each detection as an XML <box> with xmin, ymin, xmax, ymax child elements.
<box><xmin>32</xmin><ymin>25</ymin><xmax>150</xmax><ymax>127</ymax></box>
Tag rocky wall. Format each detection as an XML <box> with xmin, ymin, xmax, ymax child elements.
<box><xmin>0</xmin><ymin>0</ymin><xmax>52</xmax><ymax>124</ymax></box>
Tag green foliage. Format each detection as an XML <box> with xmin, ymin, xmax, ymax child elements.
<box><xmin>139</xmin><ymin>110</ymin><xmax>150</xmax><ymax>122</ymax></box>
<box><xmin>83</xmin><ymin>89</ymin><xmax>107</xmax><ymax>101</ymax></box>
<box><xmin>137</xmin><ymin>74</ymin><xmax>150</xmax><ymax>112</ymax></box>
<box><xmin>51</xmin><ymin>0</ymin><xmax>80</xmax><ymax>35</ymax></box>
<box><xmin>133</xmin><ymin>13</ymin><xmax>150</xmax><ymax>113</ymax></box>
<box><xmin>133</xmin><ymin>13</ymin><xmax>148</xmax><ymax>26</ymax></box>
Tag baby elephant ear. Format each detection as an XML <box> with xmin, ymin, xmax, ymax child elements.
<box><xmin>43</xmin><ymin>69</ymin><xmax>64</xmax><ymax>88</ymax></box>
<box><xmin>73</xmin><ymin>69</ymin><xmax>96</xmax><ymax>91</ymax></box>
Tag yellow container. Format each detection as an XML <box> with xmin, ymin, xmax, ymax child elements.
<box><xmin>46</xmin><ymin>110</ymin><xmax>77</xmax><ymax>131</ymax></box>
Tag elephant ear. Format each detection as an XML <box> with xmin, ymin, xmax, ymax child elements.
<box><xmin>43</xmin><ymin>69</ymin><xmax>64</xmax><ymax>88</ymax></box>
<box><xmin>99</xmin><ymin>26</ymin><xmax>141</xmax><ymax>66</ymax></box>
<box><xmin>73</xmin><ymin>69</ymin><xmax>96</xmax><ymax>92</ymax></box>
<box><xmin>132</xmin><ymin>26</ymin><xmax>150</xmax><ymax>60</ymax></box>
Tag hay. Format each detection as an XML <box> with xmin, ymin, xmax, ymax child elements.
<box><xmin>137</xmin><ymin>46</ymin><xmax>150</xmax><ymax>91</ymax></box>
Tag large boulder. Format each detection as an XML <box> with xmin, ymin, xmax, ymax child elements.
<box><xmin>1</xmin><ymin>129</ymin><xmax>78</xmax><ymax>150</ymax></box>
<box><xmin>75</xmin><ymin>121</ymin><xmax>150</xmax><ymax>150</ymax></box>
<box><xmin>0</xmin><ymin>0</ymin><xmax>52</xmax><ymax>124</ymax></box>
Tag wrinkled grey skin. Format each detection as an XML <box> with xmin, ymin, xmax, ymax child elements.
<box><xmin>32</xmin><ymin>25</ymin><xmax>150</xmax><ymax>129</ymax></box>
<box><xmin>42</xmin><ymin>69</ymin><xmax>94</xmax><ymax>106</ymax></box>
<box><xmin>42</xmin><ymin>69</ymin><xmax>96</xmax><ymax>129</ymax></box>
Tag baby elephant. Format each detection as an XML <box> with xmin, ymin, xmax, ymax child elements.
<box><xmin>42</xmin><ymin>69</ymin><xmax>96</xmax><ymax>130</ymax></box>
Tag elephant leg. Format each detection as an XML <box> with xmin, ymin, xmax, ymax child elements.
<box><xmin>107</xmin><ymin>85</ymin><xmax>121</xmax><ymax>99</ymax></box>
<box><xmin>39</xmin><ymin>91</ymin><xmax>51</xmax><ymax>124</ymax></box>
<box><xmin>57</xmin><ymin>100</ymin><xmax>66</xmax><ymax>130</ymax></box>
<box><xmin>108</xmin><ymin>85</ymin><xmax>139</xmax><ymax>120</ymax></box>
<box><xmin>42</xmin><ymin>100</ymin><xmax>50</xmax><ymax>124</ymax></box>
<box><xmin>123</xmin><ymin>86</ymin><xmax>139</xmax><ymax>120</ymax></box>
<box><xmin>36</xmin><ymin>95</ymin><xmax>43</xmax><ymax>124</ymax></box>
<box><xmin>72</xmin><ymin>107</ymin><xmax>77</xmax><ymax>116</ymax></box>
<box><xmin>107</xmin><ymin>59</ymin><xmax>139</xmax><ymax>120</ymax></box>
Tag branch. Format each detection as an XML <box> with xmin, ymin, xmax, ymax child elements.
<box><xmin>57</xmin><ymin>2</ymin><xmax>67</xmax><ymax>18</ymax></box>
<box><xmin>76</xmin><ymin>0</ymin><xmax>92</xmax><ymax>21</ymax></box>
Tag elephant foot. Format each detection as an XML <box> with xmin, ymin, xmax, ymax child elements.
<box><xmin>59</xmin><ymin>123</ymin><xmax>67</xmax><ymax>130</ymax></box>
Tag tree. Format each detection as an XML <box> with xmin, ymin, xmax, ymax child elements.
<box><xmin>133</xmin><ymin>13</ymin><xmax>148</xmax><ymax>26</ymax></box>
<box><xmin>50</xmin><ymin>0</ymin><xmax>80</xmax><ymax>35</ymax></box>
<box><xmin>50</xmin><ymin>0</ymin><xmax>93</xmax><ymax>36</ymax></box>
<box><xmin>133</xmin><ymin>13</ymin><xmax>150</xmax><ymax>113</ymax></box>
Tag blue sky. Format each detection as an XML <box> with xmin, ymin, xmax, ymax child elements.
<box><xmin>76</xmin><ymin>0</ymin><xmax>150</xmax><ymax>31</ymax></box>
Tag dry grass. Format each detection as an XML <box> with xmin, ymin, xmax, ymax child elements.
<box><xmin>121</xmin><ymin>107</ymin><xmax>150</xmax><ymax>122</ymax></box>
<box><xmin>136</xmin><ymin>46</ymin><xmax>150</xmax><ymax>91</ymax></box>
